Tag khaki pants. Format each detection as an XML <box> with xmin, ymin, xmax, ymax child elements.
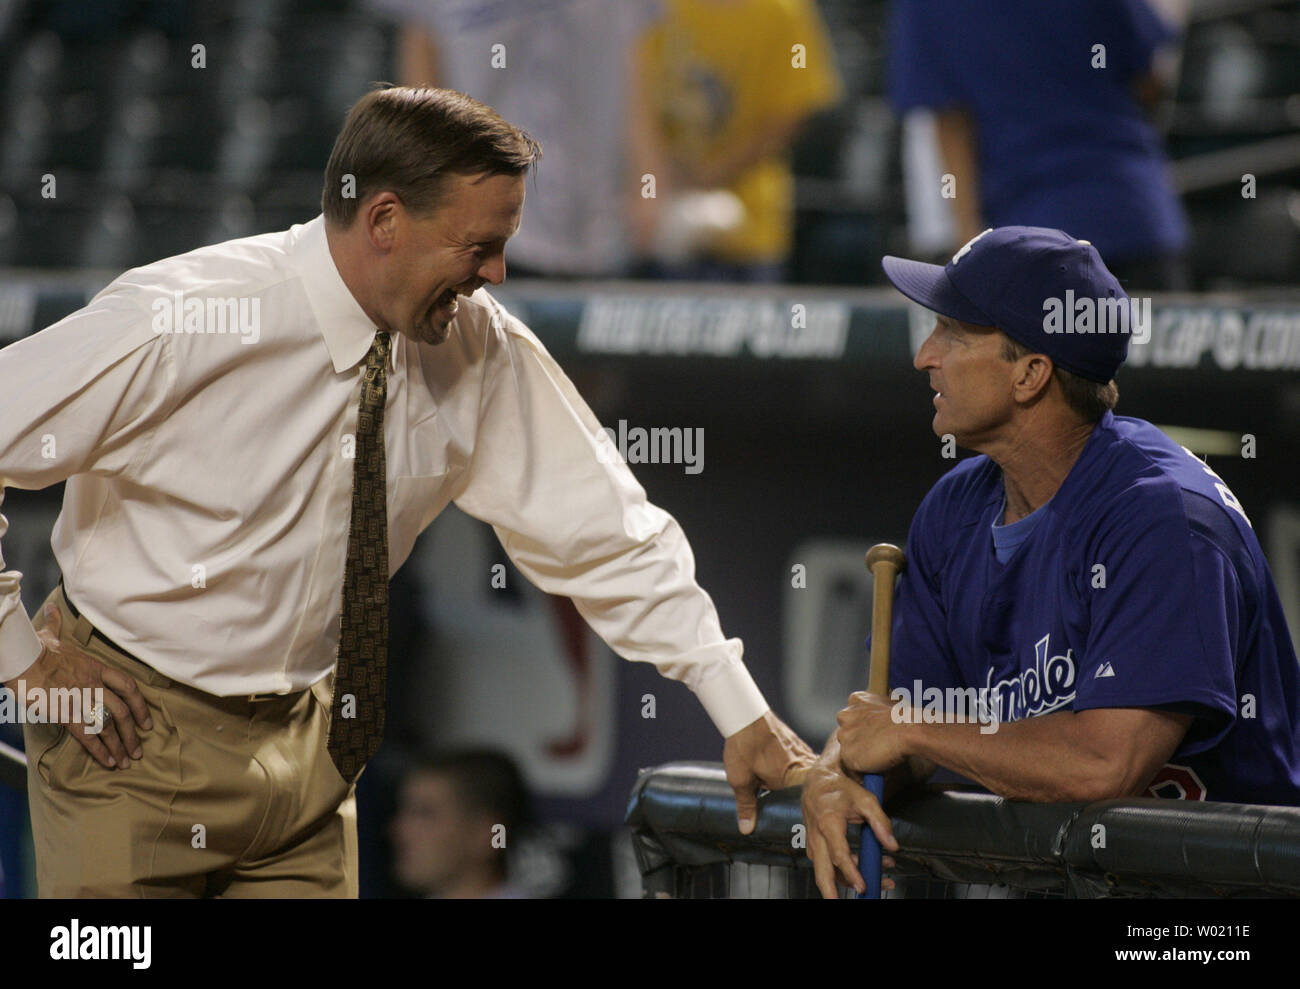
<box><xmin>23</xmin><ymin>584</ymin><xmax>358</xmax><ymax>898</ymax></box>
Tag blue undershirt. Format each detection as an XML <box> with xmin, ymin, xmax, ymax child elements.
<box><xmin>991</xmin><ymin>498</ymin><xmax>1049</xmax><ymax>564</ymax></box>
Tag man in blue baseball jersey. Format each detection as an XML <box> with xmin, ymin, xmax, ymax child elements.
<box><xmin>801</xmin><ymin>226</ymin><xmax>1300</xmax><ymax>898</ymax></box>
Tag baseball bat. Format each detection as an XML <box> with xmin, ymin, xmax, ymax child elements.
<box><xmin>858</xmin><ymin>542</ymin><xmax>905</xmax><ymax>900</ymax></box>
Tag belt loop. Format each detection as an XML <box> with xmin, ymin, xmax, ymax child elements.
<box><xmin>71</xmin><ymin>614</ymin><xmax>95</xmax><ymax>649</ymax></box>
<box><xmin>58</xmin><ymin>581</ymin><xmax>95</xmax><ymax>648</ymax></box>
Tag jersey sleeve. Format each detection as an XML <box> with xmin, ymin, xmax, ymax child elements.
<box><xmin>886</xmin><ymin>488</ymin><xmax>962</xmax><ymax>696</ymax></box>
<box><xmin>1072</xmin><ymin>485</ymin><xmax>1239</xmax><ymax>755</ymax></box>
<box><xmin>886</xmin><ymin>0</ymin><xmax>965</xmax><ymax>113</ymax></box>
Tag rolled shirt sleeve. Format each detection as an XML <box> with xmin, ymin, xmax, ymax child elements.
<box><xmin>453</xmin><ymin>306</ymin><xmax>768</xmax><ymax>737</ymax></box>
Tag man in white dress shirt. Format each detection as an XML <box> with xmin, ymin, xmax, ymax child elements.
<box><xmin>0</xmin><ymin>86</ymin><xmax>812</xmax><ymax>897</ymax></box>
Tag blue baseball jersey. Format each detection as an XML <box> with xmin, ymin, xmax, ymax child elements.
<box><xmin>887</xmin><ymin>412</ymin><xmax>1300</xmax><ymax>805</ymax></box>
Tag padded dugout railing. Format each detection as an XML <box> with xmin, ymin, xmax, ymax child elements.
<box><xmin>626</xmin><ymin>762</ymin><xmax>1300</xmax><ymax>899</ymax></box>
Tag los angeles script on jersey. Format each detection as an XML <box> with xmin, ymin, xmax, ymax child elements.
<box><xmin>982</xmin><ymin>633</ymin><xmax>1077</xmax><ymax>724</ymax></box>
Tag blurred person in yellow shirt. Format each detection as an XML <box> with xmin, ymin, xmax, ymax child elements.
<box><xmin>635</xmin><ymin>0</ymin><xmax>843</xmax><ymax>281</ymax></box>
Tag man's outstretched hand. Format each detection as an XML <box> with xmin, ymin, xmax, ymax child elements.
<box><xmin>801</xmin><ymin>737</ymin><xmax>900</xmax><ymax>898</ymax></box>
<box><xmin>723</xmin><ymin>710</ymin><xmax>817</xmax><ymax>835</ymax></box>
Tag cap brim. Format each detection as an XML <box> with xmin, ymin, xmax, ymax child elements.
<box><xmin>881</xmin><ymin>256</ymin><xmax>995</xmax><ymax>326</ymax></box>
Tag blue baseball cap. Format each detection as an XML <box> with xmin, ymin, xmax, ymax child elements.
<box><xmin>881</xmin><ymin>226</ymin><xmax>1131</xmax><ymax>383</ymax></box>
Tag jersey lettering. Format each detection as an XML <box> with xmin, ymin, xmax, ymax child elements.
<box><xmin>983</xmin><ymin>633</ymin><xmax>1076</xmax><ymax>723</ymax></box>
<box><xmin>1181</xmin><ymin>445</ymin><xmax>1252</xmax><ymax>527</ymax></box>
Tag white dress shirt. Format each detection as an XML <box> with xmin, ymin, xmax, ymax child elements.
<box><xmin>0</xmin><ymin>216</ymin><xmax>768</xmax><ymax>736</ymax></box>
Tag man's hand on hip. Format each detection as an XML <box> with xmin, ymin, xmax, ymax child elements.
<box><xmin>722</xmin><ymin>709</ymin><xmax>817</xmax><ymax>835</ymax></box>
<box><xmin>4</xmin><ymin>602</ymin><xmax>153</xmax><ymax>770</ymax></box>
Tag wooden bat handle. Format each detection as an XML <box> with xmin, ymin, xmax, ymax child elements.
<box><xmin>859</xmin><ymin>542</ymin><xmax>906</xmax><ymax>900</ymax></box>
<box><xmin>865</xmin><ymin>543</ymin><xmax>905</xmax><ymax>697</ymax></box>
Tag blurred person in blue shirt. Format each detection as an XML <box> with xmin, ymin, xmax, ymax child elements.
<box><xmin>889</xmin><ymin>0</ymin><xmax>1191</xmax><ymax>290</ymax></box>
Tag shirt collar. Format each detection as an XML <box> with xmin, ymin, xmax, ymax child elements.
<box><xmin>292</xmin><ymin>214</ymin><xmax>386</xmax><ymax>374</ymax></box>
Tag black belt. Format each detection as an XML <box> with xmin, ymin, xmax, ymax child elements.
<box><xmin>59</xmin><ymin>580</ymin><xmax>144</xmax><ymax>664</ymax></box>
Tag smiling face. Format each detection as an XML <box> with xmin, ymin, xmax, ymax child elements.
<box><xmin>368</xmin><ymin>171</ymin><xmax>525</xmax><ymax>346</ymax></box>
<box><xmin>912</xmin><ymin>314</ymin><xmax>1023</xmax><ymax>449</ymax></box>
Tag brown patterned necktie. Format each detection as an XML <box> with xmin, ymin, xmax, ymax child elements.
<box><xmin>328</xmin><ymin>330</ymin><xmax>391</xmax><ymax>783</ymax></box>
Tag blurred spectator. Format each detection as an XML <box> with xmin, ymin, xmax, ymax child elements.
<box><xmin>888</xmin><ymin>0</ymin><xmax>1192</xmax><ymax>290</ymax></box>
<box><xmin>634</xmin><ymin>0</ymin><xmax>843</xmax><ymax>282</ymax></box>
<box><xmin>390</xmin><ymin>748</ymin><xmax>533</xmax><ymax>898</ymax></box>
<box><xmin>369</xmin><ymin>0</ymin><xmax>660</xmax><ymax>278</ymax></box>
